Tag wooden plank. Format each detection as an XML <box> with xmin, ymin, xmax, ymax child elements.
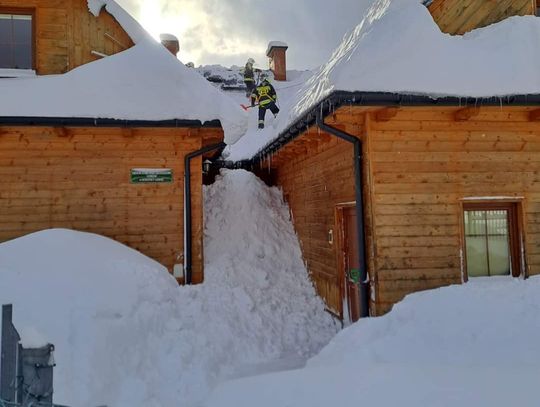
<box><xmin>455</xmin><ymin>107</ymin><xmax>481</xmax><ymax>121</ymax></box>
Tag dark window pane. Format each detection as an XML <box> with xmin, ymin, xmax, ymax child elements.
<box><xmin>13</xmin><ymin>16</ymin><xmax>32</xmax><ymax>44</ymax></box>
<box><xmin>13</xmin><ymin>44</ymin><xmax>31</xmax><ymax>69</ymax></box>
<box><xmin>0</xmin><ymin>44</ymin><xmax>12</xmax><ymax>68</ymax></box>
<box><xmin>0</xmin><ymin>15</ymin><xmax>12</xmax><ymax>43</ymax></box>
<box><xmin>0</xmin><ymin>13</ymin><xmax>32</xmax><ymax>69</ymax></box>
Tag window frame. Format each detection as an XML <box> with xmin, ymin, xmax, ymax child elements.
<box><xmin>460</xmin><ymin>200</ymin><xmax>525</xmax><ymax>281</ymax></box>
<box><xmin>0</xmin><ymin>7</ymin><xmax>36</xmax><ymax>72</ymax></box>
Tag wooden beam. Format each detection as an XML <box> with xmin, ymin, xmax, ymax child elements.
<box><xmin>454</xmin><ymin>107</ymin><xmax>481</xmax><ymax>121</ymax></box>
<box><xmin>375</xmin><ymin>108</ymin><xmax>399</xmax><ymax>122</ymax></box>
<box><xmin>529</xmin><ymin>109</ymin><xmax>540</xmax><ymax>121</ymax></box>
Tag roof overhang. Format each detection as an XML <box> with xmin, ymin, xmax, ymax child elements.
<box><xmin>245</xmin><ymin>91</ymin><xmax>540</xmax><ymax>165</ymax></box>
<box><xmin>0</xmin><ymin>117</ymin><xmax>222</xmax><ymax>128</ymax></box>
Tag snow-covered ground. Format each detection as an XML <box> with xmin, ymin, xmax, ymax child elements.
<box><xmin>0</xmin><ymin>169</ymin><xmax>337</xmax><ymax>407</ymax></box>
<box><xmin>206</xmin><ymin>276</ymin><xmax>540</xmax><ymax>406</ymax></box>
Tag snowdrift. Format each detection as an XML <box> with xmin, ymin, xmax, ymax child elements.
<box><xmin>0</xmin><ymin>169</ymin><xmax>336</xmax><ymax>407</ymax></box>
<box><xmin>206</xmin><ymin>277</ymin><xmax>540</xmax><ymax>406</ymax></box>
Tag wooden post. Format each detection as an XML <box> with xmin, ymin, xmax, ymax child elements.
<box><xmin>1</xmin><ymin>304</ymin><xmax>20</xmax><ymax>403</ymax></box>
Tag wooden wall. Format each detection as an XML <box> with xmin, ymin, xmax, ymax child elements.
<box><xmin>0</xmin><ymin>0</ymin><xmax>134</xmax><ymax>75</ymax></box>
<box><xmin>0</xmin><ymin>125</ymin><xmax>217</xmax><ymax>283</ymax></box>
<box><xmin>268</xmin><ymin>115</ymin><xmax>368</xmax><ymax>318</ymax></box>
<box><xmin>428</xmin><ymin>0</ymin><xmax>535</xmax><ymax>34</ymax></box>
<box><xmin>268</xmin><ymin>106</ymin><xmax>540</xmax><ymax>317</ymax></box>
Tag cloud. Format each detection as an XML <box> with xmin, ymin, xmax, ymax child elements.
<box><xmin>116</xmin><ymin>0</ymin><xmax>373</xmax><ymax>69</ymax></box>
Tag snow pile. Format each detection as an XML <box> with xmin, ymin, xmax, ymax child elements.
<box><xmin>0</xmin><ymin>169</ymin><xmax>336</xmax><ymax>407</ymax></box>
<box><xmin>206</xmin><ymin>277</ymin><xmax>540</xmax><ymax>406</ymax></box>
<box><xmin>231</xmin><ymin>0</ymin><xmax>540</xmax><ymax>159</ymax></box>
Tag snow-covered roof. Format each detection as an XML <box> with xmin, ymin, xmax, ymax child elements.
<box><xmin>0</xmin><ymin>0</ymin><xmax>247</xmax><ymax>144</ymax></box>
<box><xmin>231</xmin><ymin>0</ymin><xmax>540</xmax><ymax>159</ymax></box>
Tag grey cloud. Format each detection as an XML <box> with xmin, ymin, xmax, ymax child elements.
<box><xmin>117</xmin><ymin>0</ymin><xmax>373</xmax><ymax>69</ymax></box>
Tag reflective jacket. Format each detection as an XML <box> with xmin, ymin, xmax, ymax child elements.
<box><xmin>253</xmin><ymin>80</ymin><xmax>277</xmax><ymax>107</ymax></box>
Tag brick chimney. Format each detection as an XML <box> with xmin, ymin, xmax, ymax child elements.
<box><xmin>266</xmin><ymin>41</ymin><xmax>288</xmax><ymax>81</ymax></box>
<box><xmin>160</xmin><ymin>33</ymin><xmax>180</xmax><ymax>57</ymax></box>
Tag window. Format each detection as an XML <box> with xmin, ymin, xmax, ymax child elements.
<box><xmin>463</xmin><ymin>202</ymin><xmax>522</xmax><ymax>278</ymax></box>
<box><xmin>0</xmin><ymin>10</ymin><xmax>34</xmax><ymax>70</ymax></box>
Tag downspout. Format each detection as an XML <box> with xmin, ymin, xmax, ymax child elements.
<box><xmin>184</xmin><ymin>141</ymin><xmax>226</xmax><ymax>284</ymax></box>
<box><xmin>316</xmin><ymin>111</ymin><xmax>370</xmax><ymax>318</ymax></box>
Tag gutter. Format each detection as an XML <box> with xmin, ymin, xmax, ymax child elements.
<box><xmin>0</xmin><ymin>116</ymin><xmax>222</xmax><ymax>128</ymax></box>
<box><xmin>184</xmin><ymin>142</ymin><xmax>227</xmax><ymax>284</ymax></box>
<box><xmin>236</xmin><ymin>91</ymin><xmax>540</xmax><ymax>166</ymax></box>
<box><xmin>316</xmin><ymin>111</ymin><xmax>370</xmax><ymax>319</ymax></box>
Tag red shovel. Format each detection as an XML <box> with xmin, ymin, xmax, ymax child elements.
<box><xmin>241</xmin><ymin>103</ymin><xmax>260</xmax><ymax>111</ymax></box>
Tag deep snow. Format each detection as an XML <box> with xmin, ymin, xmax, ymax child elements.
<box><xmin>228</xmin><ymin>0</ymin><xmax>540</xmax><ymax>160</ymax></box>
<box><xmin>206</xmin><ymin>277</ymin><xmax>540</xmax><ymax>406</ymax></box>
<box><xmin>0</xmin><ymin>170</ymin><xmax>336</xmax><ymax>407</ymax></box>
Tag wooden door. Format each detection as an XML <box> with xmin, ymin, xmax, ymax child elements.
<box><xmin>342</xmin><ymin>207</ymin><xmax>361</xmax><ymax>322</ymax></box>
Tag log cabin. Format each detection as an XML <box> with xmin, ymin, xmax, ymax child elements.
<box><xmin>0</xmin><ymin>0</ymin><xmax>246</xmax><ymax>284</ymax></box>
<box><xmin>232</xmin><ymin>0</ymin><xmax>540</xmax><ymax>321</ymax></box>
<box><xmin>425</xmin><ymin>0</ymin><xmax>537</xmax><ymax>34</ymax></box>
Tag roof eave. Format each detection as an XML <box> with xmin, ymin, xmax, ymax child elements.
<box><xmin>0</xmin><ymin>117</ymin><xmax>222</xmax><ymax>128</ymax></box>
<box><xmin>245</xmin><ymin>91</ymin><xmax>540</xmax><ymax>165</ymax></box>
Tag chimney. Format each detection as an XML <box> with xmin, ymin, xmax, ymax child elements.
<box><xmin>160</xmin><ymin>33</ymin><xmax>180</xmax><ymax>57</ymax></box>
<box><xmin>266</xmin><ymin>41</ymin><xmax>288</xmax><ymax>81</ymax></box>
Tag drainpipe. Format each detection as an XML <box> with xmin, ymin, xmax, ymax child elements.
<box><xmin>316</xmin><ymin>111</ymin><xmax>370</xmax><ymax>318</ymax></box>
<box><xmin>184</xmin><ymin>141</ymin><xmax>226</xmax><ymax>284</ymax></box>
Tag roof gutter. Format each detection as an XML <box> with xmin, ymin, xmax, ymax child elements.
<box><xmin>242</xmin><ymin>91</ymin><xmax>540</xmax><ymax>166</ymax></box>
<box><xmin>0</xmin><ymin>117</ymin><xmax>222</xmax><ymax>128</ymax></box>
<box><xmin>316</xmin><ymin>110</ymin><xmax>370</xmax><ymax>319</ymax></box>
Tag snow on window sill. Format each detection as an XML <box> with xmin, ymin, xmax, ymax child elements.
<box><xmin>0</xmin><ymin>69</ymin><xmax>37</xmax><ymax>78</ymax></box>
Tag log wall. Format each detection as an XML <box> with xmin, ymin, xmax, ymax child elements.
<box><xmin>269</xmin><ymin>116</ymin><xmax>369</xmax><ymax>317</ymax></box>
<box><xmin>268</xmin><ymin>106</ymin><xmax>540</xmax><ymax>317</ymax></box>
<box><xmin>0</xmin><ymin>126</ymin><xmax>212</xmax><ymax>283</ymax></box>
<box><xmin>428</xmin><ymin>0</ymin><xmax>535</xmax><ymax>34</ymax></box>
<box><xmin>0</xmin><ymin>0</ymin><xmax>134</xmax><ymax>75</ymax></box>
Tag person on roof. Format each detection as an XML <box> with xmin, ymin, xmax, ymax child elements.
<box><xmin>252</xmin><ymin>74</ymin><xmax>279</xmax><ymax>129</ymax></box>
<box><xmin>243</xmin><ymin>58</ymin><xmax>259</xmax><ymax>106</ymax></box>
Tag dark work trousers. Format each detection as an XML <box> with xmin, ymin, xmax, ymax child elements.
<box><xmin>258</xmin><ymin>102</ymin><xmax>280</xmax><ymax>128</ymax></box>
<box><xmin>245</xmin><ymin>81</ymin><xmax>256</xmax><ymax>98</ymax></box>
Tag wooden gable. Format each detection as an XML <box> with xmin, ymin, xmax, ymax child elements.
<box><xmin>428</xmin><ymin>0</ymin><xmax>536</xmax><ymax>35</ymax></box>
<box><xmin>0</xmin><ymin>0</ymin><xmax>134</xmax><ymax>75</ymax></box>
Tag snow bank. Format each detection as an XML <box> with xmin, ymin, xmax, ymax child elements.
<box><xmin>0</xmin><ymin>170</ymin><xmax>336</xmax><ymax>407</ymax></box>
<box><xmin>206</xmin><ymin>277</ymin><xmax>540</xmax><ymax>406</ymax></box>
<box><xmin>231</xmin><ymin>0</ymin><xmax>540</xmax><ymax>159</ymax></box>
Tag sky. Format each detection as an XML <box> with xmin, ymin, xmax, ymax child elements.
<box><xmin>115</xmin><ymin>0</ymin><xmax>372</xmax><ymax>70</ymax></box>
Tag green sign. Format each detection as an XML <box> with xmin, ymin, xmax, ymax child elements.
<box><xmin>349</xmin><ymin>268</ymin><xmax>360</xmax><ymax>284</ymax></box>
<box><xmin>131</xmin><ymin>168</ymin><xmax>173</xmax><ymax>184</ymax></box>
